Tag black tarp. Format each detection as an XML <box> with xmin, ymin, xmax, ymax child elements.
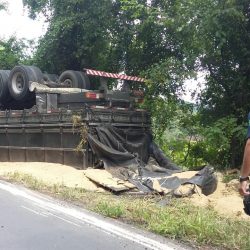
<box><xmin>88</xmin><ymin>125</ymin><xmax>217</xmax><ymax>195</ymax></box>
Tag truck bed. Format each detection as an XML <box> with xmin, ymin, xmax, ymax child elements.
<box><xmin>0</xmin><ymin>106</ymin><xmax>151</xmax><ymax>168</ymax></box>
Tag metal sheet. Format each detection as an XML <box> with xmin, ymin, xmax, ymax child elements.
<box><xmin>26</xmin><ymin>149</ymin><xmax>45</xmax><ymax>162</ymax></box>
<box><xmin>9</xmin><ymin>148</ymin><xmax>26</xmax><ymax>162</ymax></box>
<box><xmin>45</xmin><ymin>149</ymin><xmax>63</xmax><ymax>164</ymax></box>
<box><xmin>63</xmin><ymin>151</ymin><xmax>85</xmax><ymax>169</ymax></box>
<box><xmin>0</xmin><ymin>148</ymin><xmax>9</xmax><ymax>161</ymax></box>
<box><xmin>44</xmin><ymin>133</ymin><xmax>61</xmax><ymax>148</ymax></box>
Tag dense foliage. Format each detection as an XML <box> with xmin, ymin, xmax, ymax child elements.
<box><xmin>18</xmin><ymin>0</ymin><xmax>250</xmax><ymax>169</ymax></box>
<box><xmin>0</xmin><ymin>37</ymin><xmax>31</xmax><ymax>69</ymax></box>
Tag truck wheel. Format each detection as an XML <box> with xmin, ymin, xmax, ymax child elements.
<box><xmin>43</xmin><ymin>73</ymin><xmax>59</xmax><ymax>83</ymax></box>
<box><xmin>59</xmin><ymin>70</ymin><xmax>90</xmax><ymax>89</ymax></box>
<box><xmin>8</xmin><ymin>65</ymin><xmax>43</xmax><ymax>101</ymax></box>
<box><xmin>79</xmin><ymin>72</ymin><xmax>90</xmax><ymax>89</ymax></box>
<box><xmin>0</xmin><ymin>70</ymin><xmax>12</xmax><ymax>105</ymax></box>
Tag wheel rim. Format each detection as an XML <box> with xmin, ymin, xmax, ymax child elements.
<box><xmin>64</xmin><ymin>79</ymin><xmax>73</xmax><ymax>87</ymax></box>
<box><xmin>12</xmin><ymin>72</ymin><xmax>25</xmax><ymax>95</ymax></box>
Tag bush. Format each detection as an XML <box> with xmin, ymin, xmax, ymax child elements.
<box><xmin>157</xmin><ymin>115</ymin><xmax>246</xmax><ymax>170</ymax></box>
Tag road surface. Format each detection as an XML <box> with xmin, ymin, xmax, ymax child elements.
<box><xmin>0</xmin><ymin>180</ymin><xmax>190</xmax><ymax>250</ymax></box>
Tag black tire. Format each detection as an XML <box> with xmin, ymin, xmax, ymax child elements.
<box><xmin>43</xmin><ymin>73</ymin><xmax>59</xmax><ymax>83</ymax></box>
<box><xmin>78</xmin><ymin>72</ymin><xmax>90</xmax><ymax>89</ymax></box>
<box><xmin>59</xmin><ymin>70</ymin><xmax>90</xmax><ymax>89</ymax></box>
<box><xmin>8</xmin><ymin>65</ymin><xmax>43</xmax><ymax>101</ymax></box>
<box><xmin>0</xmin><ymin>70</ymin><xmax>12</xmax><ymax>105</ymax></box>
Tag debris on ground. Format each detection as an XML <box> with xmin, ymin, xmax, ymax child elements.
<box><xmin>0</xmin><ymin>162</ymin><xmax>248</xmax><ymax>219</ymax></box>
<box><xmin>83</xmin><ymin>168</ymin><xmax>136</xmax><ymax>192</ymax></box>
<box><xmin>87</xmin><ymin>125</ymin><xmax>218</xmax><ymax>196</ymax></box>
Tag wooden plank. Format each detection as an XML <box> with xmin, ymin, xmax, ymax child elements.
<box><xmin>83</xmin><ymin>169</ymin><xmax>136</xmax><ymax>192</ymax></box>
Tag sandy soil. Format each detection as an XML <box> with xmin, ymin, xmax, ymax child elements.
<box><xmin>184</xmin><ymin>173</ymin><xmax>250</xmax><ymax>220</ymax></box>
<box><xmin>0</xmin><ymin>162</ymin><xmax>104</xmax><ymax>192</ymax></box>
<box><xmin>0</xmin><ymin>162</ymin><xmax>248</xmax><ymax>220</ymax></box>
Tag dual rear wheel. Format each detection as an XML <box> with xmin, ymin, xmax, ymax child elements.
<box><xmin>58</xmin><ymin>70</ymin><xmax>90</xmax><ymax>89</ymax></box>
<box><xmin>0</xmin><ymin>66</ymin><xmax>90</xmax><ymax>109</ymax></box>
<box><xmin>8</xmin><ymin>65</ymin><xmax>44</xmax><ymax>101</ymax></box>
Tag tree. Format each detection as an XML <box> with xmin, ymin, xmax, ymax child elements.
<box><xmin>23</xmin><ymin>0</ymin><xmax>192</xmax><ymax>75</ymax></box>
<box><xmin>0</xmin><ymin>37</ymin><xmax>31</xmax><ymax>69</ymax></box>
<box><xmin>188</xmin><ymin>0</ymin><xmax>250</xmax><ymax>166</ymax></box>
<box><xmin>23</xmin><ymin>0</ymin><xmax>116</xmax><ymax>73</ymax></box>
<box><xmin>146</xmin><ymin>0</ymin><xmax>250</xmax><ymax>167</ymax></box>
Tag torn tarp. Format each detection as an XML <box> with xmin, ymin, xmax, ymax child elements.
<box><xmin>87</xmin><ymin>125</ymin><xmax>217</xmax><ymax>196</ymax></box>
<box><xmin>141</xmin><ymin>166</ymin><xmax>218</xmax><ymax>195</ymax></box>
<box><xmin>88</xmin><ymin>125</ymin><xmax>180</xmax><ymax>171</ymax></box>
<box><xmin>88</xmin><ymin>125</ymin><xmax>152</xmax><ymax>169</ymax></box>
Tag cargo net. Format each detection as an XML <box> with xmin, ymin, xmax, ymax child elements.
<box><xmin>87</xmin><ymin>125</ymin><xmax>217</xmax><ymax>195</ymax></box>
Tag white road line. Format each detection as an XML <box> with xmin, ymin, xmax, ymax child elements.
<box><xmin>46</xmin><ymin>212</ymin><xmax>82</xmax><ymax>228</ymax></box>
<box><xmin>21</xmin><ymin>205</ymin><xmax>48</xmax><ymax>217</ymax></box>
<box><xmin>21</xmin><ymin>205</ymin><xmax>81</xmax><ymax>227</ymax></box>
<box><xmin>0</xmin><ymin>181</ymin><xmax>184</xmax><ymax>250</ymax></box>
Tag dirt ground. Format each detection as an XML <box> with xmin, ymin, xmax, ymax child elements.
<box><xmin>0</xmin><ymin>162</ymin><xmax>248</xmax><ymax>220</ymax></box>
<box><xmin>184</xmin><ymin>173</ymin><xmax>250</xmax><ymax>220</ymax></box>
<box><xmin>0</xmin><ymin>162</ymin><xmax>104</xmax><ymax>192</ymax></box>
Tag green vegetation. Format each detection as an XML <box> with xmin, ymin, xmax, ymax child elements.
<box><xmin>160</xmin><ymin>113</ymin><xmax>247</xmax><ymax>170</ymax></box>
<box><xmin>95</xmin><ymin>201</ymin><xmax>124</xmax><ymax>218</ymax></box>
<box><xmin>222</xmin><ymin>173</ymin><xmax>239</xmax><ymax>183</ymax></box>
<box><xmin>0</xmin><ymin>37</ymin><xmax>32</xmax><ymax>69</ymax></box>
<box><xmin>4</xmin><ymin>172</ymin><xmax>250</xmax><ymax>250</ymax></box>
<box><xmin>5</xmin><ymin>171</ymin><xmax>87</xmax><ymax>201</ymax></box>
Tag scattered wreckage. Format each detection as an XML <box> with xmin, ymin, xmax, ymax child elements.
<box><xmin>85</xmin><ymin>125</ymin><xmax>217</xmax><ymax>196</ymax></box>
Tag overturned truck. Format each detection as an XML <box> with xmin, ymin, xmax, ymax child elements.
<box><xmin>0</xmin><ymin>66</ymin><xmax>150</xmax><ymax>167</ymax></box>
<box><xmin>0</xmin><ymin>65</ymin><xmax>217</xmax><ymax>195</ymax></box>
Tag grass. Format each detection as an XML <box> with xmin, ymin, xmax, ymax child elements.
<box><xmin>222</xmin><ymin>173</ymin><xmax>238</xmax><ymax>183</ymax></box>
<box><xmin>5</xmin><ymin>171</ymin><xmax>88</xmax><ymax>201</ymax></box>
<box><xmin>94</xmin><ymin>201</ymin><xmax>124</xmax><ymax>218</ymax></box>
<box><xmin>3</xmin><ymin>171</ymin><xmax>250</xmax><ymax>250</ymax></box>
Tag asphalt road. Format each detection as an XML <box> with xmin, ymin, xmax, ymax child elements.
<box><xmin>0</xmin><ymin>180</ymin><xmax>189</xmax><ymax>250</ymax></box>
